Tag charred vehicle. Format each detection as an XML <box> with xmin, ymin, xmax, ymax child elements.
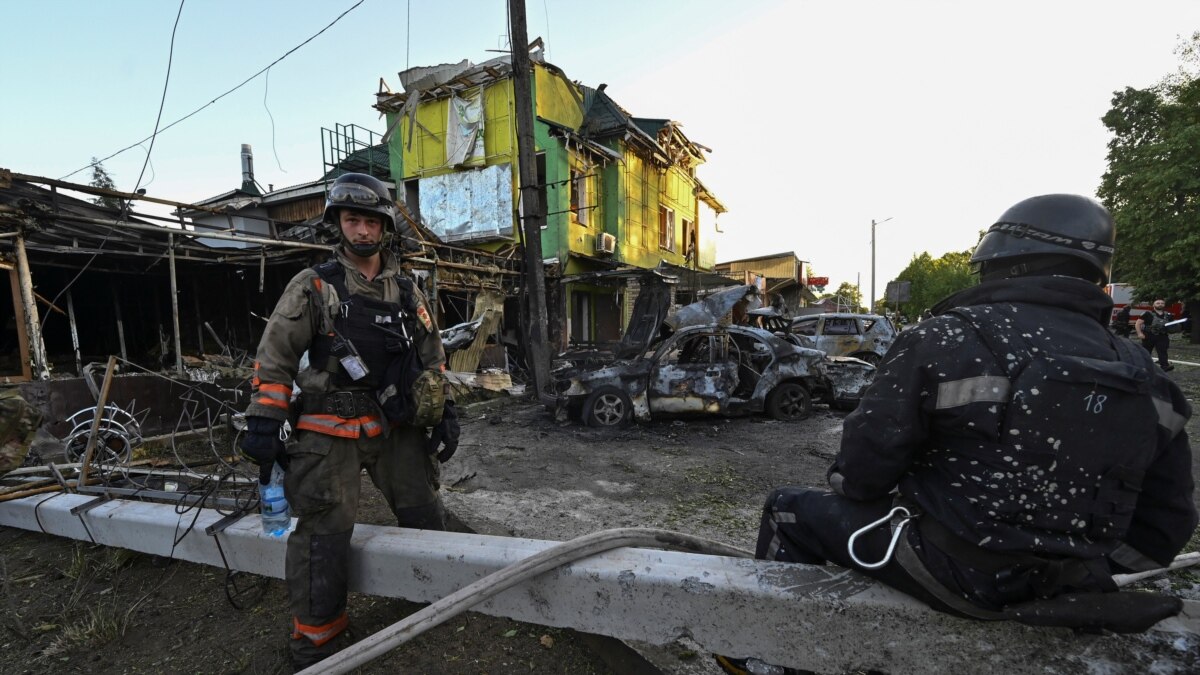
<box><xmin>788</xmin><ymin>312</ymin><xmax>897</xmax><ymax>364</ymax></box>
<box><xmin>552</xmin><ymin>283</ymin><xmax>874</xmax><ymax>427</ymax></box>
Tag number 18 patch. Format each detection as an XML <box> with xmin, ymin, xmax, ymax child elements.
<box><xmin>416</xmin><ymin>305</ymin><xmax>433</xmax><ymax>331</ymax></box>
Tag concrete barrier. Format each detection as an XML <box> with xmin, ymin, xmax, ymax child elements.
<box><xmin>1</xmin><ymin>493</ymin><xmax>1196</xmax><ymax>674</ymax></box>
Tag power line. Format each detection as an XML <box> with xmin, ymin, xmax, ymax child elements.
<box><xmin>42</xmin><ymin>0</ymin><xmax>187</xmax><ymax>332</ymax></box>
<box><xmin>134</xmin><ymin>0</ymin><xmax>186</xmax><ymax>195</ymax></box>
<box><xmin>60</xmin><ymin>0</ymin><xmax>367</xmax><ymax>182</ymax></box>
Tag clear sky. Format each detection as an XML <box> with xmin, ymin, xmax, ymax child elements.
<box><xmin>4</xmin><ymin>0</ymin><xmax>1196</xmax><ymax>297</ymax></box>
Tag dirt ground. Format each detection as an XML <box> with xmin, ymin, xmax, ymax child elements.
<box><xmin>2</xmin><ymin>342</ymin><xmax>1199</xmax><ymax>674</ymax></box>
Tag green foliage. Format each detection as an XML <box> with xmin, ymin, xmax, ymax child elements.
<box><xmin>818</xmin><ymin>282</ymin><xmax>865</xmax><ymax>313</ymax></box>
<box><xmin>88</xmin><ymin>158</ymin><xmax>122</xmax><ymax>210</ymax></box>
<box><xmin>893</xmin><ymin>249</ymin><xmax>977</xmax><ymax>319</ymax></box>
<box><xmin>1098</xmin><ymin>32</ymin><xmax>1200</xmax><ymax>304</ymax></box>
<box><xmin>805</xmin><ymin>264</ymin><xmax>826</xmax><ymax>293</ymax></box>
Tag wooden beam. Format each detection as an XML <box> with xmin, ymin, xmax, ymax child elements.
<box><xmin>168</xmin><ymin>234</ymin><xmax>183</xmax><ymax>375</ymax></box>
<box><xmin>13</xmin><ymin>232</ymin><xmax>49</xmax><ymax>379</ymax></box>
<box><xmin>77</xmin><ymin>355</ymin><xmax>118</xmax><ymax>489</ymax></box>
<box><xmin>7</xmin><ymin>267</ymin><xmax>32</xmax><ymax>380</ymax></box>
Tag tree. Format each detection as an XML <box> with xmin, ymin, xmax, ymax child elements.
<box><xmin>818</xmin><ymin>281</ymin><xmax>864</xmax><ymax>313</ymax></box>
<box><xmin>892</xmin><ymin>249</ymin><xmax>977</xmax><ymax>319</ymax></box>
<box><xmin>1099</xmin><ymin>33</ymin><xmax>1200</xmax><ymax>341</ymax></box>
<box><xmin>88</xmin><ymin>158</ymin><xmax>122</xmax><ymax>210</ymax></box>
<box><xmin>805</xmin><ymin>264</ymin><xmax>827</xmax><ymax>294</ymax></box>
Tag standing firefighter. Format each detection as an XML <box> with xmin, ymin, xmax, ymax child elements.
<box><xmin>719</xmin><ymin>194</ymin><xmax>1197</xmax><ymax>674</ymax></box>
<box><xmin>238</xmin><ymin>173</ymin><xmax>459</xmax><ymax>669</ymax></box>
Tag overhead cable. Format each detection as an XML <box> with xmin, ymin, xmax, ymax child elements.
<box><xmin>60</xmin><ymin>0</ymin><xmax>367</xmax><ymax>181</ymax></box>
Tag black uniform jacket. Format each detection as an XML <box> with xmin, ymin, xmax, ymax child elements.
<box><xmin>830</xmin><ymin>276</ymin><xmax>1196</xmax><ymax>569</ymax></box>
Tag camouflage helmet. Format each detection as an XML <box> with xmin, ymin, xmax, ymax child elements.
<box><xmin>323</xmin><ymin>173</ymin><xmax>397</xmax><ymax>256</ymax></box>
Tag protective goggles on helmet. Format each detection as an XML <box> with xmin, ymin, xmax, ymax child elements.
<box><xmin>328</xmin><ymin>182</ymin><xmax>387</xmax><ymax>207</ymax></box>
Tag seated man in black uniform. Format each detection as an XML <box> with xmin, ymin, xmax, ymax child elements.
<box><xmin>718</xmin><ymin>194</ymin><xmax>1197</xmax><ymax>675</ymax></box>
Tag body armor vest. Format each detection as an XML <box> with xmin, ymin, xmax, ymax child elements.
<box><xmin>308</xmin><ymin>260</ymin><xmax>418</xmax><ymax>389</ymax></box>
<box><xmin>933</xmin><ymin>307</ymin><xmax>1159</xmax><ymax>553</ymax></box>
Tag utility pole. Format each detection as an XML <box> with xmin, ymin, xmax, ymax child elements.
<box><xmin>870</xmin><ymin>217</ymin><xmax>892</xmax><ymax>314</ymax></box>
<box><xmin>509</xmin><ymin>0</ymin><xmax>552</xmax><ymax>403</ymax></box>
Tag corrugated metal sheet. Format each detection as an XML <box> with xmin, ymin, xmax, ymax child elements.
<box><xmin>718</xmin><ymin>255</ymin><xmax>797</xmax><ymax>280</ymax></box>
<box><xmin>267</xmin><ymin>196</ymin><xmax>323</xmax><ymax>224</ymax></box>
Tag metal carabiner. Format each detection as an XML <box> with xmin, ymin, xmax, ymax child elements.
<box><xmin>847</xmin><ymin>506</ymin><xmax>914</xmax><ymax>570</ymax></box>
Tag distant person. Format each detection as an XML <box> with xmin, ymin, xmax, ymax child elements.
<box><xmin>717</xmin><ymin>194</ymin><xmax>1196</xmax><ymax>674</ymax></box>
<box><xmin>1111</xmin><ymin>304</ymin><xmax>1133</xmax><ymax>338</ymax></box>
<box><xmin>1135</xmin><ymin>299</ymin><xmax>1174</xmax><ymax>371</ymax></box>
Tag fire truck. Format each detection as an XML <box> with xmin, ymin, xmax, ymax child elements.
<box><xmin>1105</xmin><ymin>283</ymin><xmax>1184</xmax><ymax>325</ymax></box>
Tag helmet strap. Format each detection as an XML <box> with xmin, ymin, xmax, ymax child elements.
<box><xmin>344</xmin><ymin>237</ymin><xmax>381</xmax><ymax>257</ymax></box>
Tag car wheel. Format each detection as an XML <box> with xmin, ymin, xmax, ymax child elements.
<box><xmin>583</xmin><ymin>387</ymin><xmax>632</xmax><ymax>427</ymax></box>
<box><xmin>852</xmin><ymin>352</ymin><xmax>881</xmax><ymax>366</ymax></box>
<box><xmin>767</xmin><ymin>382</ymin><xmax>812</xmax><ymax>421</ymax></box>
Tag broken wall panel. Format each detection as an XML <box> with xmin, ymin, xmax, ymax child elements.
<box><xmin>420</xmin><ymin>163</ymin><xmax>514</xmax><ymax>243</ymax></box>
<box><xmin>17</xmin><ymin>374</ymin><xmax>240</xmax><ymax>439</ymax></box>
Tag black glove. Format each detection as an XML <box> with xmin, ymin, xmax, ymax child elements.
<box><xmin>428</xmin><ymin>401</ymin><xmax>460</xmax><ymax>463</ymax></box>
<box><xmin>239</xmin><ymin>416</ymin><xmax>287</xmax><ymax>475</ymax></box>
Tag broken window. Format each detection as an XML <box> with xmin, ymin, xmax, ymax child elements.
<box><xmin>682</xmin><ymin>218</ymin><xmax>695</xmax><ymax>262</ymax></box>
<box><xmin>570</xmin><ymin>169</ymin><xmax>588</xmax><ymax>226</ymax></box>
<box><xmin>792</xmin><ymin>318</ymin><xmax>818</xmax><ymax>336</ymax></box>
<box><xmin>658</xmin><ymin>206</ymin><xmax>675</xmax><ymax>251</ymax></box>
<box><xmin>823</xmin><ymin>318</ymin><xmax>860</xmax><ymax>335</ymax></box>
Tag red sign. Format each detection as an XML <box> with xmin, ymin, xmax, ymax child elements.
<box><xmin>807</xmin><ymin>276</ymin><xmax>829</xmax><ymax>287</ymax></box>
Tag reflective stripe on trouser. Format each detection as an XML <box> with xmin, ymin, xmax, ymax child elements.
<box><xmin>284</xmin><ymin>424</ymin><xmax>440</xmax><ymax>635</ymax></box>
<box><xmin>293</xmin><ymin>613</ymin><xmax>349</xmax><ymax>646</ymax></box>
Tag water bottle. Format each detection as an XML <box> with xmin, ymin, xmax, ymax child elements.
<box><xmin>259</xmin><ymin>462</ymin><xmax>291</xmax><ymax>537</ymax></box>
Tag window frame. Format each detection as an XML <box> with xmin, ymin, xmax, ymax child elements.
<box><xmin>658</xmin><ymin>205</ymin><xmax>675</xmax><ymax>251</ymax></box>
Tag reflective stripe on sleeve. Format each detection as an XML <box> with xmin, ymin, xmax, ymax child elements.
<box><xmin>935</xmin><ymin>376</ymin><xmax>1011</xmax><ymax>410</ymax></box>
<box><xmin>254</xmin><ymin>383</ymin><xmax>292</xmax><ymax>410</ymax></box>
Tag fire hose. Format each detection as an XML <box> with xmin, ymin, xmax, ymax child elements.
<box><xmin>298</xmin><ymin>527</ymin><xmax>753</xmax><ymax>675</ymax></box>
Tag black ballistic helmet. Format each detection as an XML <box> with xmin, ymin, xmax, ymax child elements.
<box><xmin>323</xmin><ymin>173</ymin><xmax>397</xmax><ymax>250</ymax></box>
<box><xmin>970</xmin><ymin>194</ymin><xmax>1115</xmax><ymax>285</ymax></box>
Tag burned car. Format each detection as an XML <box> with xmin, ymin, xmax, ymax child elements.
<box><xmin>552</xmin><ymin>284</ymin><xmax>875</xmax><ymax>427</ymax></box>
<box><xmin>788</xmin><ymin>312</ymin><xmax>897</xmax><ymax>364</ymax></box>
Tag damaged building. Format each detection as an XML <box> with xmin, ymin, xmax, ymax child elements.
<box><xmin>374</xmin><ymin>45</ymin><xmax>735</xmax><ymax>352</ymax></box>
<box><xmin>0</xmin><ymin>169</ymin><xmax>326</xmax><ymax>434</ymax></box>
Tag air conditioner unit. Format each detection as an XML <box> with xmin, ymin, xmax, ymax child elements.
<box><xmin>595</xmin><ymin>232</ymin><xmax>617</xmax><ymax>254</ymax></box>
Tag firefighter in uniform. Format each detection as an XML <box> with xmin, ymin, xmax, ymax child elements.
<box><xmin>239</xmin><ymin>173</ymin><xmax>458</xmax><ymax>669</ymax></box>
<box><xmin>719</xmin><ymin>195</ymin><xmax>1197</xmax><ymax>674</ymax></box>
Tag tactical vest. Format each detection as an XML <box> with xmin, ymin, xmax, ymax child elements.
<box><xmin>1143</xmin><ymin>310</ymin><xmax>1169</xmax><ymax>335</ymax></box>
<box><xmin>937</xmin><ymin>307</ymin><xmax>1159</xmax><ymax>551</ymax></box>
<box><xmin>308</xmin><ymin>260</ymin><xmax>418</xmax><ymax>389</ymax></box>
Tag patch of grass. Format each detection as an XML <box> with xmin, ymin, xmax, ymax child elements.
<box><xmin>43</xmin><ymin>605</ymin><xmax>121</xmax><ymax>656</ymax></box>
<box><xmin>61</xmin><ymin>544</ymin><xmax>90</xmax><ymax>582</ymax></box>
<box><xmin>96</xmin><ymin>547</ymin><xmax>140</xmax><ymax>578</ymax></box>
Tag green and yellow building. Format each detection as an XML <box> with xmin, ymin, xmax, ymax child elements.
<box><xmin>375</xmin><ymin>53</ymin><xmax>724</xmax><ymax>344</ymax></box>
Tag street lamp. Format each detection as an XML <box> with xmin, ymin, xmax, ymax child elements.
<box><xmin>870</xmin><ymin>217</ymin><xmax>893</xmax><ymax>314</ymax></box>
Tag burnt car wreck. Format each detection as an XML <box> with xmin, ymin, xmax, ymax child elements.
<box><xmin>552</xmin><ymin>281</ymin><xmax>875</xmax><ymax>426</ymax></box>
